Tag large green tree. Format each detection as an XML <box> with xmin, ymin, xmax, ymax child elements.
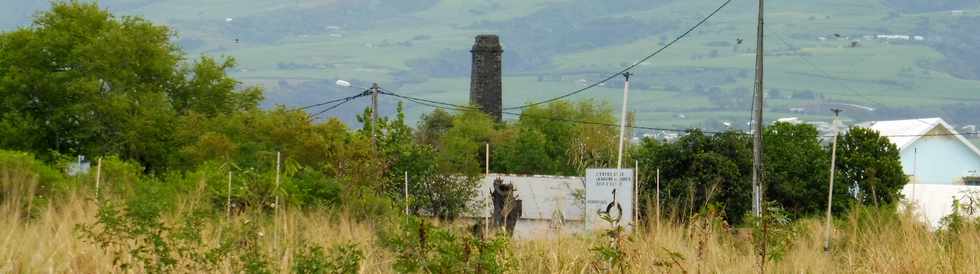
<box><xmin>763</xmin><ymin>122</ymin><xmax>843</xmax><ymax>218</ymax></box>
<box><xmin>837</xmin><ymin>127</ymin><xmax>908</xmax><ymax>207</ymax></box>
<box><xmin>492</xmin><ymin>100</ymin><xmax>619</xmax><ymax>176</ymax></box>
<box><xmin>0</xmin><ymin>1</ymin><xmax>259</xmax><ymax>170</ymax></box>
<box><xmin>634</xmin><ymin>130</ymin><xmax>753</xmax><ymax>223</ymax></box>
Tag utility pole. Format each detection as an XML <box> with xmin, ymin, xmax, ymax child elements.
<box><xmin>752</xmin><ymin>1</ymin><xmax>767</xmax><ymax>272</ymax></box>
<box><xmin>824</xmin><ymin>109</ymin><xmax>842</xmax><ymax>253</ymax></box>
<box><xmin>370</xmin><ymin>83</ymin><xmax>380</xmax><ymax>146</ymax></box>
<box><xmin>751</xmin><ymin>0</ymin><xmax>766</xmax><ymax>218</ymax></box>
<box><xmin>617</xmin><ymin>72</ymin><xmax>632</xmax><ymax>169</ymax></box>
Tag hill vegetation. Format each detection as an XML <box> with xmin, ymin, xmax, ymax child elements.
<box><xmin>2</xmin><ymin>2</ymin><xmax>980</xmax><ymax>273</ymax></box>
<box><xmin>4</xmin><ymin>0</ymin><xmax>980</xmax><ymax>130</ymax></box>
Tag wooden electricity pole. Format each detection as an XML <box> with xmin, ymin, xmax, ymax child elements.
<box><xmin>752</xmin><ymin>0</ymin><xmax>767</xmax><ymax>272</ymax></box>
<box><xmin>370</xmin><ymin>83</ymin><xmax>380</xmax><ymax>145</ymax></box>
<box><xmin>751</xmin><ymin>0</ymin><xmax>766</xmax><ymax>219</ymax></box>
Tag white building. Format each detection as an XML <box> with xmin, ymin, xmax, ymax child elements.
<box><xmin>862</xmin><ymin>118</ymin><xmax>980</xmax><ymax>185</ymax></box>
<box><xmin>860</xmin><ymin>118</ymin><xmax>980</xmax><ymax>227</ymax></box>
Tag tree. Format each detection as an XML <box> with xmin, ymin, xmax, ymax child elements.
<box><xmin>763</xmin><ymin>122</ymin><xmax>843</xmax><ymax>218</ymax></box>
<box><xmin>415</xmin><ymin>108</ymin><xmax>453</xmax><ymax>147</ymax></box>
<box><xmin>365</xmin><ymin>104</ymin><xmax>481</xmax><ymax>219</ymax></box>
<box><xmin>436</xmin><ymin>109</ymin><xmax>496</xmax><ymax>175</ymax></box>
<box><xmin>493</xmin><ymin>100</ymin><xmax>618</xmax><ymax>176</ymax></box>
<box><xmin>494</xmin><ymin>126</ymin><xmax>554</xmax><ymax>174</ymax></box>
<box><xmin>837</xmin><ymin>127</ymin><xmax>908</xmax><ymax>207</ymax></box>
<box><xmin>633</xmin><ymin>130</ymin><xmax>753</xmax><ymax>223</ymax></box>
<box><xmin>0</xmin><ymin>1</ymin><xmax>261</xmax><ymax>170</ymax></box>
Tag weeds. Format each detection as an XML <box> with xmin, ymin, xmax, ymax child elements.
<box><xmin>379</xmin><ymin>216</ymin><xmax>514</xmax><ymax>273</ymax></box>
<box><xmin>293</xmin><ymin>242</ymin><xmax>364</xmax><ymax>274</ymax></box>
<box><xmin>590</xmin><ymin>214</ymin><xmax>633</xmax><ymax>273</ymax></box>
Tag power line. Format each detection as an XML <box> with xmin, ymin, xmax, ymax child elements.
<box><xmin>298</xmin><ymin>83</ymin><xmax>375</xmax><ymax>110</ymax></box>
<box><xmin>382</xmin><ymin>90</ymin><xmax>725</xmax><ymax>134</ymax></box>
<box><xmin>500</xmin><ymin>0</ymin><xmax>736</xmax><ymax>111</ymax></box>
<box><xmin>768</xmin><ymin>31</ymin><xmax>885</xmax><ymax>108</ymax></box>
<box><xmin>299</xmin><ymin>96</ymin><xmax>357</xmax><ymax>110</ymax></box>
<box><xmin>308</xmin><ymin>91</ymin><xmax>371</xmax><ymax>118</ymax></box>
<box><xmin>380</xmin><ymin>90</ymin><xmax>980</xmax><ymax>139</ymax></box>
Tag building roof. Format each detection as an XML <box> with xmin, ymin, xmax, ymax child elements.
<box><xmin>474</xmin><ymin>174</ymin><xmax>585</xmax><ymax>221</ymax></box>
<box><xmin>859</xmin><ymin>118</ymin><xmax>980</xmax><ymax>157</ymax></box>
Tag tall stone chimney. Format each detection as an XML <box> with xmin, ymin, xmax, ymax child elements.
<box><xmin>470</xmin><ymin>34</ymin><xmax>503</xmax><ymax>121</ymax></box>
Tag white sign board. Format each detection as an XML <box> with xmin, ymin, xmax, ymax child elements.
<box><xmin>585</xmin><ymin>169</ymin><xmax>634</xmax><ymax>228</ymax></box>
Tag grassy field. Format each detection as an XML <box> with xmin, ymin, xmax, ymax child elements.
<box><xmin>5</xmin><ymin>189</ymin><xmax>980</xmax><ymax>273</ymax></box>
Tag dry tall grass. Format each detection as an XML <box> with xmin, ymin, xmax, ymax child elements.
<box><xmin>4</xmin><ymin>193</ymin><xmax>980</xmax><ymax>273</ymax></box>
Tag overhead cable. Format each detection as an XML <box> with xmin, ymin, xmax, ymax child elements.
<box><xmin>501</xmin><ymin>0</ymin><xmax>735</xmax><ymax>111</ymax></box>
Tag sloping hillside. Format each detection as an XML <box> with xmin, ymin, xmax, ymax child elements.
<box><xmin>3</xmin><ymin>0</ymin><xmax>980</xmax><ymax>130</ymax></box>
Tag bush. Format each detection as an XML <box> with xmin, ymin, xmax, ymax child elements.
<box><xmin>379</xmin><ymin>216</ymin><xmax>514</xmax><ymax>273</ymax></box>
<box><xmin>74</xmin><ymin>156</ymin><xmax>145</xmax><ymax>198</ymax></box>
<box><xmin>285</xmin><ymin>166</ymin><xmax>342</xmax><ymax>209</ymax></box>
<box><xmin>76</xmin><ymin>199</ymin><xmax>227</xmax><ymax>273</ymax></box>
<box><xmin>293</xmin><ymin>242</ymin><xmax>364</xmax><ymax>274</ymax></box>
<box><xmin>0</xmin><ymin>149</ymin><xmax>67</xmax><ymax>217</ymax></box>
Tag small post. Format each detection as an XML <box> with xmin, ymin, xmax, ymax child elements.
<box><xmin>227</xmin><ymin>171</ymin><xmax>232</xmax><ymax>221</ymax></box>
<box><xmin>824</xmin><ymin>109</ymin><xmax>842</xmax><ymax>253</ymax></box>
<box><xmin>404</xmin><ymin>171</ymin><xmax>409</xmax><ymax>215</ymax></box>
<box><xmin>95</xmin><ymin>158</ymin><xmax>102</xmax><ymax>197</ymax></box>
<box><xmin>912</xmin><ymin>148</ymin><xmax>918</xmax><ymax>199</ymax></box>
<box><xmin>484</xmin><ymin>194</ymin><xmax>490</xmax><ymax>238</ymax></box>
<box><xmin>656</xmin><ymin>168</ymin><xmax>661</xmax><ymax>230</ymax></box>
<box><xmin>634</xmin><ymin>160</ymin><xmax>639</xmax><ymax>227</ymax></box>
<box><xmin>274</xmin><ymin>151</ymin><xmax>281</xmax><ymax>251</ymax></box>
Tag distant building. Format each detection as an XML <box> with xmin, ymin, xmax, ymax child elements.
<box><xmin>67</xmin><ymin>155</ymin><xmax>91</xmax><ymax>176</ymax></box>
<box><xmin>876</xmin><ymin>34</ymin><xmax>911</xmax><ymax>40</ymax></box>
<box><xmin>858</xmin><ymin>118</ymin><xmax>980</xmax><ymax>228</ymax></box>
<box><xmin>775</xmin><ymin>117</ymin><xmax>802</xmax><ymax>124</ymax></box>
<box><xmin>859</xmin><ymin>118</ymin><xmax>980</xmax><ymax>185</ymax></box>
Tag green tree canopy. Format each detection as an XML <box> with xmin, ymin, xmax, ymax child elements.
<box><xmin>837</xmin><ymin>127</ymin><xmax>908</xmax><ymax>207</ymax></box>
<box><xmin>0</xmin><ymin>1</ymin><xmax>260</xmax><ymax>170</ymax></box>
<box><xmin>763</xmin><ymin>122</ymin><xmax>842</xmax><ymax>218</ymax></box>
<box><xmin>633</xmin><ymin>130</ymin><xmax>752</xmax><ymax>223</ymax></box>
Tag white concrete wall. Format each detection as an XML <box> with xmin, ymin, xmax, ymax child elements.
<box><xmin>902</xmin><ymin>184</ymin><xmax>980</xmax><ymax>228</ymax></box>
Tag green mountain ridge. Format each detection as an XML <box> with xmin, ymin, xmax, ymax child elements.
<box><xmin>3</xmin><ymin>0</ymin><xmax>980</xmax><ymax>132</ymax></box>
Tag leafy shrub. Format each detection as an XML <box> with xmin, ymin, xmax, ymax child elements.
<box><xmin>343</xmin><ymin>185</ymin><xmax>399</xmax><ymax>221</ymax></box>
<box><xmin>293</xmin><ymin>242</ymin><xmax>364</xmax><ymax>274</ymax></box>
<box><xmin>379</xmin><ymin>216</ymin><xmax>514</xmax><ymax>273</ymax></box>
<box><xmin>76</xmin><ymin>199</ymin><xmax>227</xmax><ymax>273</ymax></box>
<box><xmin>69</xmin><ymin>155</ymin><xmax>144</xmax><ymax>198</ymax></box>
<box><xmin>285</xmin><ymin>166</ymin><xmax>342</xmax><ymax>209</ymax></box>
<box><xmin>746</xmin><ymin>202</ymin><xmax>803</xmax><ymax>264</ymax></box>
<box><xmin>590</xmin><ymin>214</ymin><xmax>634</xmax><ymax>273</ymax></box>
<box><xmin>0</xmin><ymin>149</ymin><xmax>67</xmax><ymax>217</ymax></box>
